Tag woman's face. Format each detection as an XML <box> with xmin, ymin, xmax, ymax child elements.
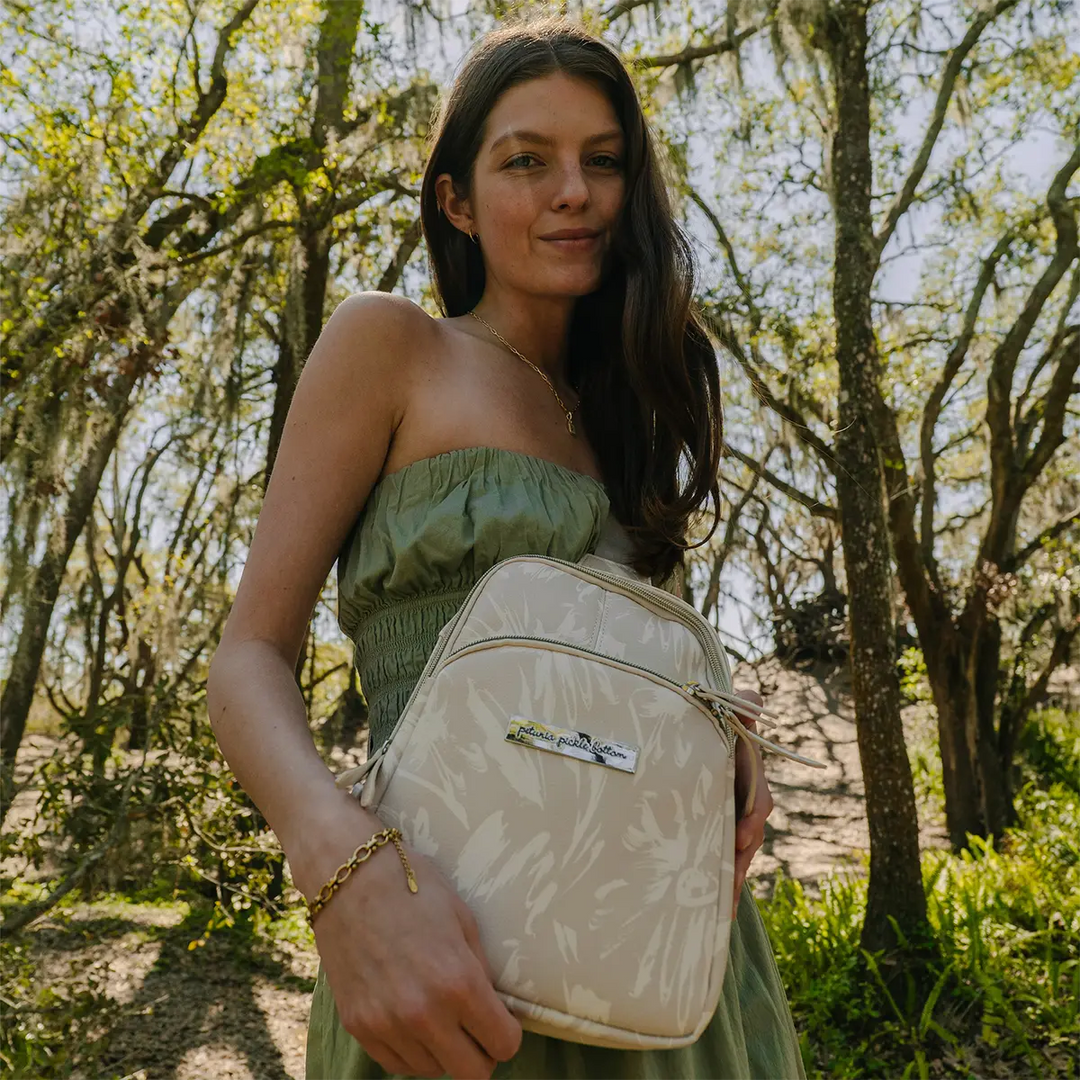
<box><xmin>444</xmin><ymin>72</ymin><xmax>626</xmax><ymax>298</ymax></box>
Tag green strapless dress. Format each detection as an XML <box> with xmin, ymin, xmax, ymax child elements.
<box><xmin>305</xmin><ymin>446</ymin><xmax>806</xmax><ymax>1080</ymax></box>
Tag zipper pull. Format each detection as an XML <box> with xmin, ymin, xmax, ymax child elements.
<box><xmin>684</xmin><ymin>682</ymin><xmax>826</xmax><ymax>771</ymax></box>
<box><xmin>685</xmin><ymin>682</ymin><xmax>779</xmax><ymax>729</ymax></box>
<box><xmin>683</xmin><ymin>681</ymin><xmax>737</xmax><ymax>741</ymax></box>
<box><xmin>685</xmin><ymin>682</ymin><xmax>758</xmax><ymax>817</ymax></box>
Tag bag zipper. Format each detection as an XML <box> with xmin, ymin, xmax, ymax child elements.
<box><xmin>438</xmin><ymin>634</ymin><xmax>738</xmax><ymax>755</ymax></box>
<box><xmin>429</xmin><ymin>636</ymin><xmax>824</xmax><ymax>770</ymax></box>
<box><xmin>429</xmin><ymin>556</ymin><xmax>733</xmax><ymax>690</ymax></box>
<box><xmin>348</xmin><ymin>556</ymin><xmax>748</xmax><ymax>785</ymax></box>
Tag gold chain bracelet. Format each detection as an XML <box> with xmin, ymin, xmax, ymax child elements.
<box><xmin>306</xmin><ymin>826</ymin><xmax>418</xmax><ymax>927</ymax></box>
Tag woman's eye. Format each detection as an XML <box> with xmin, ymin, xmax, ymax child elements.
<box><xmin>504</xmin><ymin>153</ymin><xmax>621</xmax><ymax>169</ymax></box>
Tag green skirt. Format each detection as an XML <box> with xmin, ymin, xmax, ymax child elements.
<box><xmin>305</xmin><ymin>881</ymin><xmax>806</xmax><ymax>1079</ymax></box>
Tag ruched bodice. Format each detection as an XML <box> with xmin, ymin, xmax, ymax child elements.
<box><xmin>336</xmin><ymin>446</ymin><xmax>611</xmax><ymax>752</ymax></box>
<box><xmin>309</xmin><ymin>444</ymin><xmax>806</xmax><ymax>1080</ymax></box>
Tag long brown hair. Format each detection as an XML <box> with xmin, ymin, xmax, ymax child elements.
<box><xmin>419</xmin><ymin>15</ymin><xmax>722</xmax><ymax>584</ymax></box>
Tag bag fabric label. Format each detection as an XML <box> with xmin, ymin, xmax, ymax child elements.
<box><xmin>505</xmin><ymin>715</ymin><xmax>639</xmax><ymax>774</ymax></box>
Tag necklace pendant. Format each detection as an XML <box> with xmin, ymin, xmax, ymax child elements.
<box><xmin>566</xmin><ymin>413</ymin><xmax>577</xmax><ymax>436</ymax></box>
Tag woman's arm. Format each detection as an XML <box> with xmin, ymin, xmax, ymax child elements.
<box><xmin>207</xmin><ymin>292</ymin><xmax>409</xmax><ymax>893</ymax></box>
<box><xmin>206</xmin><ymin>293</ymin><xmax>521</xmax><ymax>1079</ymax></box>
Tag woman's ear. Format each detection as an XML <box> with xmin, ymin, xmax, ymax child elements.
<box><xmin>435</xmin><ymin>173</ymin><xmax>474</xmax><ymax>239</ymax></box>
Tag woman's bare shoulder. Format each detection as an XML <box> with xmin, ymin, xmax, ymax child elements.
<box><xmin>332</xmin><ymin>293</ymin><xmax>465</xmax><ymax>413</ymax></box>
<box><xmin>330</xmin><ymin>291</ymin><xmax>439</xmax><ymax>363</ymax></box>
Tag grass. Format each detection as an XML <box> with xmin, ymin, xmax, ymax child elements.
<box><xmin>761</xmin><ymin>706</ymin><xmax>1080</xmax><ymax>1079</ymax></box>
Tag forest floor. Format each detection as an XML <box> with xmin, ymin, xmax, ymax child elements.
<box><xmin>6</xmin><ymin>656</ymin><xmax>955</xmax><ymax>1080</ymax></box>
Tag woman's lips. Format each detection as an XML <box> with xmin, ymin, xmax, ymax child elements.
<box><xmin>542</xmin><ymin>234</ymin><xmax>601</xmax><ymax>251</ymax></box>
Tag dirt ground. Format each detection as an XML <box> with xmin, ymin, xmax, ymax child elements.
<box><xmin>6</xmin><ymin>657</ymin><xmax>951</xmax><ymax>1080</ymax></box>
<box><xmin>739</xmin><ymin>656</ymin><xmax>949</xmax><ymax>890</ymax></box>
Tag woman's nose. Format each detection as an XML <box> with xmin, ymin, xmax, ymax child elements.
<box><xmin>552</xmin><ymin>163</ymin><xmax>590</xmax><ymax>210</ymax></box>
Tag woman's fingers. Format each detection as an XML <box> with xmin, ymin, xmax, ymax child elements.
<box><xmin>425</xmin><ymin>1021</ymin><xmax>500</xmax><ymax>1080</ymax></box>
<box><xmin>455</xmin><ymin>897</ymin><xmax>496</xmax><ymax>984</ymax></box>
<box><xmin>732</xmin><ymin>810</ymin><xmax>765</xmax><ymax>915</ymax></box>
<box><xmin>459</xmin><ymin>980</ymin><xmax>523</xmax><ymax>1067</ymax></box>
<box><xmin>730</xmin><ymin>686</ymin><xmax>774</xmax><ymax>915</ymax></box>
<box><xmin>732</xmin><ymin>687</ymin><xmax>764</xmax><ymax>725</ymax></box>
<box><xmin>363</xmin><ymin>1035</ymin><xmax>440</xmax><ymax>1078</ymax></box>
<box><xmin>452</xmin><ymin>896</ymin><xmax>524</xmax><ymax>1063</ymax></box>
<box><xmin>456</xmin><ymin>957</ymin><xmax>524</xmax><ymax>1065</ymax></box>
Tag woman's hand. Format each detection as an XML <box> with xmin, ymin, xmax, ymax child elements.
<box><xmin>730</xmin><ymin>688</ymin><xmax>775</xmax><ymax>916</ymax></box>
<box><xmin>299</xmin><ymin>811</ymin><xmax>523</xmax><ymax>1079</ymax></box>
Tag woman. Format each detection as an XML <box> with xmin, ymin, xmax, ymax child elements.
<box><xmin>208</xmin><ymin>15</ymin><xmax>806</xmax><ymax>1080</ymax></box>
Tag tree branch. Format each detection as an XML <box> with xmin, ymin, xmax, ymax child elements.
<box><xmin>311</xmin><ymin>0</ymin><xmax>364</xmax><ymax>151</ymax></box>
<box><xmin>689</xmin><ymin>189</ymin><xmax>760</xmax><ymax>323</ymax></box>
<box><xmin>174</xmin><ymin>219</ymin><xmax>296</xmax><ymax>265</ymax></box>
<box><xmin>690</xmin><ymin>188</ymin><xmax>835</xmax><ymax>436</ymax></box>
<box><xmin>2</xmin><ymin>0</ymin><xmax>261</xmax><ymax>368</ymax></box>
<box><xmin>707</xmin><ymin>312</ymin><xmax>836</xmax><ymax>465</ymax></box>
<box><xmin>935</xmin><ymin>497</ymin><xmax>990</xmax><ymax>537</ymax></box>
<box><xmin>701</xmin><ymin>466</ymin><xmax>761</xmax><ymax>622</ymax></box>
<box><xmin>144</xmin><ymin>0</ymin><xmax>262</xmax><ymax>213</ymax></box>
<box><xmin>636</xmin><ymin>21</ymin><xmax>764</xmax><ymax>69</ymax></box>
<box><xmin>983</xmin><ymin>142</ymin><xmax>1080</xmax><ymax>564</ymax></box>
<box><xmin>726</xmin><ymin>444</ymin><xmax>838</xmax><ymax>520</ymax></box>
<box><xmin>919</xmin><ymin>231</ymin><xmax>1012</xmax><ymax>589</ymax></box>
<box><xmin>1019</xmin><ymin>331</ymin><xmax>1080</xmax><ymax>490</ymax></box>
<box><xmin>1012</xmin><ymin>612</ymin><xmax>1080</xmax><ymax>740</ymax></box>
<box><xmin>873</xmin><ymin>380</ymin><xmax>952</xmax><ymax>636</ymax></box>
<box><xmin>601</xmin><ymin>0</ymin><xmax>654</xmax><ymax>22</ymax></box>
<box><xmin>1004</xmin><ymin>509</ymin><xmax>1080</xmax><ymax>573</ymax></box>
<box><xmin>1015</xmin><ymin>259</ymin><xmax>1079</xmax><ymax>431</ymax></box>
<box><xmin>376</xmin><ymin>218</ymin><xmax>422</xmax><ymax>293</ymax></box>
<box><xmin>874</xmin><ymin>0</ymin><xmax>1020</xmax><ymax>259</ymax></box>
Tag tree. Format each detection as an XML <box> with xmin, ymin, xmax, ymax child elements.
<box><xmin>662</xmin><ymin>0</ymin><xmax>1077</xmax><ymax>856</ymax></box>
<box><xmin>878</xmin><ymin>137</ymin><xmax>1078</xmax><ymax>843</ymax></box>
<box><xmin>642</xmin><ymin>0</ymin><xmax>931</xmax><ymax>948</ymax></box>
<box><xmin>815</xmin><ymin>0</ymin><xmax>927</xmax><ymax>948</ymax></box>
<box><xmin>0</xmin><ymin>0</ymin><xmax>431</xmax><ymax>810</ymax></box>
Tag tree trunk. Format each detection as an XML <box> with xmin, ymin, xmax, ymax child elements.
<box><xmin>0</xmin><ymin>365</ymin><xmax>143</xmax><ymax>813</ymax></box>
<box><xmin>922</xmin><ymin>639</ymin><xmax>986</xmax><ymax>846</ymax></box>
<box><xmin>974</xmin><ymin>618</ymin><xmax>1010</xmax><ymax>834</ymax></box>
<box><xmin>824</xmin><ymin>1</ymin><xmax>928</xmax><ymax>952</ymax></box>
<box><xmin>125</xmin><ymin>637</ymin><xmax>158</xmax><ymax>752</ymax></box>
<box><xmin>920</xmin><ymin>614</ymin><xmax>1013</xmax><ymax>845</ymax></box>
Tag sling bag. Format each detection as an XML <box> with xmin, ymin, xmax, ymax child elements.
<box><xmin>333</xmin><ymin>552</ymin><xmax>823</xmax><ymax>1050</ymax></box>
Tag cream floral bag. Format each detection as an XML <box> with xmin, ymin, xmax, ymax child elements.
<box><xmin>334</xmin><ymin>551</ymin><xmax>822</xmax><ymax>1050</ymax></box>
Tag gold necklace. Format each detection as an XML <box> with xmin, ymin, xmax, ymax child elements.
<box><xmin>468</xmin><ymin>310</ymin><xmax>579</xmax><ymax>436</ymax></box>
